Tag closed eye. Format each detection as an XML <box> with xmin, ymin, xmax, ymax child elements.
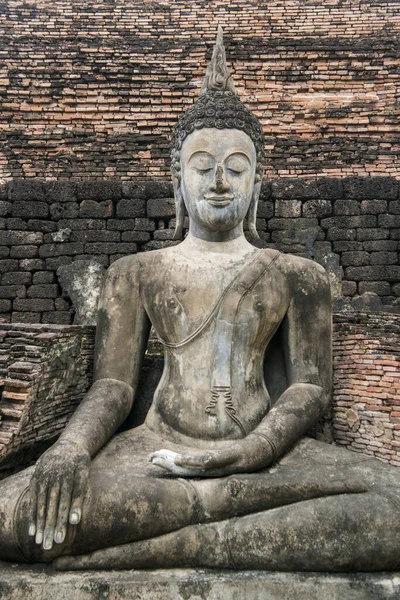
<box><xmin>227</xmin><ymin>167</ymin><xmax>244</xmax><ymax>175</ymax></box>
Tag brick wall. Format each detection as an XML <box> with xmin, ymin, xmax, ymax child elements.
<box><xmin>1</xmin><ymin>0</ymin><xmax>399</xmax><ymax>180</ymax></box>
<box><xmin>332</xmin><ymin>312</ymin><xmax>400</xmax><ymax>467</ymax></box>
<box><xmin>0</xmin><ymin>323</ymin><xmax>95</xmax><ymax>474</ymax></box>
<box><xmin>0</xmin><ymin>177</ymin><xmax>399</xmax><ymax>323</ymax></box>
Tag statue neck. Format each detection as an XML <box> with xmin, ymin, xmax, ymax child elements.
<box><xmin>189</xmin><ymin>221</ymin><xmax>245</xmax><ymax>244</ymax></box>
<box><xmin>180</xmin><ymin>231</ymin><xmax>256</xmax><ymax>262</ymax></box>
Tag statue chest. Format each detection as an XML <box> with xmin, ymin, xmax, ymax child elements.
<box><xmin>142</xmin><ymin>260</ymin><xmax>289</xmax><ymax>349</ymax></box>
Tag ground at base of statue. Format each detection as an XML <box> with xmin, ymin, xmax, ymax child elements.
<box><xmin>0</xmin><ymin>562</ymin><xmax>399</xmax><ymax>600</ymax></box>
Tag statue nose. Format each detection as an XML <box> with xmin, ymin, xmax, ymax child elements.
<box><xmin>210</xmin><ymin>164</ymin><xmax>230</xmax><ymax>193</ymax></box>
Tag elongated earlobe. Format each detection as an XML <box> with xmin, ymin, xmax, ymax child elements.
<box><xmin>247</xmin><ymin>179</ymin><xmax>261</xmax><ymax>240</ymax></box>
<box><xmin>172</xmin><ymin>177</ymin><xmax>185</xmax><ymax>240</ymax></box>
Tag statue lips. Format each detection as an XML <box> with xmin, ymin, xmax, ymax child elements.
<box><xmin>205</xmin><ymin>195</ymin><xmax>234</xmax><ymax>207</ymax></box>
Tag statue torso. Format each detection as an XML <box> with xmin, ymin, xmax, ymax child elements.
<box><xmin>137</xmin><ymin>246</ymin><xmax>291</xmax><ymax>445</ymax></box>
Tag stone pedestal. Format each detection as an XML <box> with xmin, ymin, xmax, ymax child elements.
<box><xmin>0</xmin><ymin>563</ymin><xmax>399</xmax><ymax>600</ymax></box>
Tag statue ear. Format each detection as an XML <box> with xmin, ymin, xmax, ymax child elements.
<box><xmin>172</xmin><ymin>175</ymin><xmax>185</xmax><ymax>241</ymax></box>
<box><xmin>247</xmin><ymin>178</ymin><xmax>261</xmax><ymax>240</ymax></box>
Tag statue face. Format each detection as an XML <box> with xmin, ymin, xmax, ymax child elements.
<box><xmin>180</xmin><ymin>128</ymin><xmax>256</xmax><ymax>234</ymax></box>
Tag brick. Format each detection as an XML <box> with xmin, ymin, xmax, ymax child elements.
<box><xmin>27</xmin><ymin>220</ymin><xmax>57</xmax><ymax>233</ymax></box>
<box><xmin>302</xmin><ymin>199</ymin><xmax>332</xmax><ymax>218</ymax></box>
<box><xmin>107</xmin><ymin>219</ymin><xmax>136</xmax><ymax>231</ymax></box>
<box><xmin>321</xmin><ymin>216</ymin><xmax>376</xmax><ymax>229</ymax></box>
<box><xmin>11</xmin><ymin>312</ymin><xmax>41</xmax><ymax>323</ymax></box>
<box><xmin>259</xmin><ymin>182</ymin><xmax>272</xmax><ymax>200</ymax></box>
<box><xmin>359</xmin><ymin>281</ymin><xmax>391</xmax><ymax>295</ymax></box>
<box><xmin>361</xmin><ymin>200</ymin><xmax>387</xmax><ymax>214</ymax></box>
<box><xmin>50</xmin><ymin>203</ymin><xmax>79</xmax><ymax>220</ymax></box>
<box><xmin>13</xmin><ymin>298</ymin><xmax>54</xmax><ymax>311</ymax></box>
<box><xmin>144</xmin><ymin>181</ymin><xmax>173</xmax><ymax>199</ymax></box>
<box><xmin>27</xmin><ymin>284</ymin><xmax>59</xmax><ymax>298</ymax></box>
<box><xmin>1</xmin><ymin>231</ymin><xmax>43</xmax><ymax>246</ymax></box>
<box><xmin>271</xmin><ymin>178</ymin><xmax>319</xmax><ymax>199</ymax></box>
<box><xmin>343</xmin><ymin>177</ymin><xmax>398</xmax><ymax>200</ymax></box>
<box><xmin>275</xmin><ymin>200</ymin><xmax>302</xmax><ymax>218</ymax></box>
<box><xmin>57</xmin><ymin>219</ymin><xmax>106</xmax><ymax>231</ymax></box>
<box><xmin>333</xmin><ymin>241</ymin><xmax>363</xmax><ymax>252</ymax></box>
<box><xmin>116</xmin><ymin>198</ymin><xmax>146</xmax><ymax>218</ymax></box>
<box><xmin>0</xmin><ymin>183</ymin><xmax>7</xmax><ymax>200</ymax></box>
<box><xmin>39</xmin><ymin>243</ymin><xmax>84</xmax><ymax>258</ymax></box>
<box><xmin>317</xmin><ymin>178</ymin><xmax>343</xmax><ymax>199</ymax></box>
<box><xmin>341</xmin><ymin>252</ymin><xmax>370</xmax><ymax>267</ymax></box>
<box><xmin>362</xmin><ymin>241</ymin><xmax>397</xmax><ymax>252</ymax></box>
<box><xmin>153</xmin><ymin>229</ymin><xmax>175</xmax><ymax>241</ymax></box>
<box><xmin>334</xmin><ymin>200</ymin><xmax>360</xmax><ymax>216</ymax></box>
<box><xmin>45</xmin><ymin>181</ymin><xmax>77</xmax><ymax>203</ymax></box>
<box><xmin>146</xmin><ymin>198</ymin><xmax>175</xmax><ymax>219</ymax></box>
<box><xmin>369</xmin><ymin>252</ymin><xmax>398</xmax><ymax>265</ymax></box>
<box><xmin>80</xmin><ymin>200</ymin><xmax>113</xmax><ymax>218</ymax></box>
<box><xmin>70</xmin><ymin>230</ymin><xmax>120</xmax><ymax>242</ymax></box>
<box><xmin>121</xmin><ymin>231</ymin><xmax>150</xmax><ymax>242</ymax></box>
<box><xmin>42</xmin><ymin>311</ymin><xmax>72</xmax><ymax>324</ymax></box>
<box><xmin>0</xmin><ymin>201</ymin><xmax>12</xmax><ymax>217</ymax></box>
<box><xmin>12</xmin><ymin>201</ymin><xmax>49</xmax><ymax>219</ymax></box>
<box><xmin>341</xmin><ymin>281</ymin><xmax>357</xmax><ymax>296</ymax></box>
<box><xmin>116</xmin><ymin>243</ymin><xmax>137</xmax><ymax>254</ymax></box>
<box><xmin>0</xmin><ymin>285</ymin><xmax>26</xmax><ymax>299</ymax></box>
<box><xmin>19</xmin><ymin>259</ymin><xmax>46</xmax><ymax>271</ymax></box>
<box><xmin>357</xmin><ymin>229</ymin><xmax>389</xmax><ymax>241</ymax></box>
<box><xmin>0</xmin><ymin>259</ymin><xmax>19</xmax><ymax>273</ymax></box>
<box><xmin>84</xmin><ymin>242</ymin><xmax>119</xmax><ymax>254</ymax></box>
<box><xmin>389</xmin><ymin>201</ymin><xmax>400</xmax><ymax>214</ymax></box>
<box><xmin>1</xmin><ymin>272</ymin><xmax>32</xmax><ymax>285</ymax></box>
<box><xmin>257</xmin><ymin>200</ymin><xmax>274</xmax><ymax>219</ymax></box>
<box><xmin>345</xmin><ymin>266</ymin><xmax>400</xmax><ymax>281</ymax></box>
<box><xmin>77</xmin><ymin>254</ymin><xmax>109</xmax><ymax>267</ymax></box>
<box><xmin>6</xmin><ymin>218</ymin><xmax>28</xmax><ymax>230</ymax></box>
<box><xmin>0</xmin><ymin>299</ymin><xmax>11</xmax><ymax>312</ymax></box>
<box><xmin>327</xmin><ymin>228</ymin><xmax>356</xmax><ymax>241</ymax></box>
<box><xmin>267</xmin><ymin>218</ymin><xmax>318</xmax><ymax>231</ymax></box>
<box><xmin>8</xmin><ymin>180</ymin><xmax>44</xmax><ymax>201</ymax></box>
<box><xmin>76</xmin><ymin>180</ymin><xmax>121</xmax><ymax>201</ymax></box>
<box><xmin>55</xmin><ymin>297</ymin><xmax>71</xmax><ymax>310</ymax></box>
<box><xmin>0</xmin><ymin>247</ymin><xmax>9</xmax><ymax>257</ymax></box>
<box><xmin>122</xmin><ymin>182</ymin><xmax>147</xmax><ymax>199</ymax></box>
<box><xmin>378</xmin><ymin>214</ymin><xmax>400</xmax><ymax>228</ymax></box>
<box><xmin>10</xmin><ymin>245</ymin><xmax>39</xmax><ymax>259</ymax></box>
<box><xmin>45</xmin><ymin>256</ymin><xmax>74</xmax><ymax>270</ymax></box>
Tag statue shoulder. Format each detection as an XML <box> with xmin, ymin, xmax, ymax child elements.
<box><xmin>275</xmin><ymin>252</ymin><xmax>330</xmax><ymax>296</ymax></box>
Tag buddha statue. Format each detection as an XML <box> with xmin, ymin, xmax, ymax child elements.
<box><xmin>0</xmin><ymin>28</ymin><xmax>399</xmax><ymax>572</ymax></box>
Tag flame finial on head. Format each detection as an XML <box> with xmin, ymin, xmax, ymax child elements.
<box><xmin>200</xmin><ymin>26</ymin><xmax>237</xmax><ymax>96</ymax></box>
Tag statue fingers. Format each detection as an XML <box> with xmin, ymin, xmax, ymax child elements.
<box><xmin>54</xmin><ymin>477</ymin><xmax>74</xmax><ymax>545</ymax></box>
<box><xmin>174</xmin><ymin>453</ymin><xmax>213</xmax><ymax>468</ymax></box>
<box><xmin>28</xmin><ymin>475</ymin><xmax>38</xmax><ymax>538</ymax></box>
<box><xmin>42</xmin><ymin>481</ymin><xmax>61</xmax><ymax>551</ymax></box>
<box><xmin>69</xmin><ymin>457</ymin><xmax>90</xmax><ymax>525</ymax></box>
<box><xmin>35</xmin><ymin>480</ymin><xmax>49</xmax><ymax>546</ymax></box>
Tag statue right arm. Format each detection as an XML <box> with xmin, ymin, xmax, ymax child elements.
<box><xmin>28</xmin><ymin>256</ymin><xmax>151</xmax><ymax>551</ymax></box>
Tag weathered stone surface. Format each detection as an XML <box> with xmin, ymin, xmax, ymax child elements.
<box><xmin>76</xmin><ymin>180</ymin><xmax>121</xmax><ymax>201</ymax></box>
<box><xmin>57</xmin><ymin>260</ymin><xmax>106</xmax><ymax>325</ymax></box>
<box><xmin>79</xmin><ymin>200</ymin><xmax>113</xmax><ymax>219</ymax></box>
<box><xmin>0</xmin><ymin>565</ymin><xmax>398</xmax><ymax>600</ymax></box>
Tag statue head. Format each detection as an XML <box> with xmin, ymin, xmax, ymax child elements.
<box><xmin>171</xmin><ymin>27</ymin><xmax>265</xmax><ymax>240</ymax></box>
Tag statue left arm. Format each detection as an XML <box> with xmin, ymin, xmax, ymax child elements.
<box><xmin>152</xmin><ymin>261</ymin><xmax>332</xmax><ymax>476</ymax></box>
